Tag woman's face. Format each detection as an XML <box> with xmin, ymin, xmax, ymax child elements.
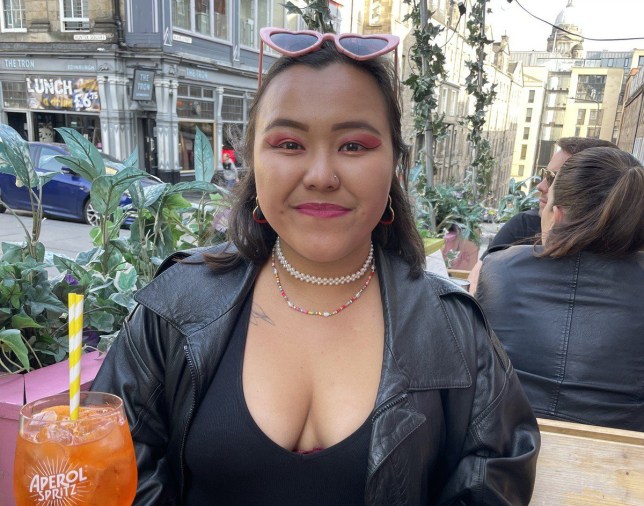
<box><xmin>253</xmin><ymin>62</ymin><xmax>394</xmax><ymax>267</ymax></box>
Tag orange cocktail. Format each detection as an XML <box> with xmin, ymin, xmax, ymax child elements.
<box><xmin>14</xmin><ymin>392</ymin><xmax>137</xmax><ymax>505</ymax></box>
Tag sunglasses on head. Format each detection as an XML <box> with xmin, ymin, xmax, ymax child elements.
<box><xmin>539</xmin><ymin>168</ymin><xmax>557</xmax><ymax>186</ymax></box>
<box><xmin>258</xmin><ymin>27</ymin><xmax>400</xmax><ymax>88</ymax></box>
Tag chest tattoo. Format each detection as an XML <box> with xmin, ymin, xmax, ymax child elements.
<box><xmin>250</xmin><ymin>303</ymin><xmax>275</xmax><ymax>326</ymax></box>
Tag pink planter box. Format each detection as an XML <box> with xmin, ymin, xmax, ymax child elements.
<box><xmin>0</xmin><ymin>351</ymin><xmax>104</xmax><ymax>506</ymax></box>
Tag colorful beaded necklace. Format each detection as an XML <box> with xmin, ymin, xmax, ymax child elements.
<box><xmin>271</xmin><ymin>245</ymin><xmax>376</xmax><ymax>317</ymax></box>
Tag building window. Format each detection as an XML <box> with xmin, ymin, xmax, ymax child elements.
<box><xmin>439</xmin><ymin>88</ymin><xmax>448</xmax><ymax>114</ymax></box>
<box><xmin>517</xmin><ymin>165</ymin><xmax>525</xmax><ymax>177</ymax></box>
<box><xmin>176</xmin><ymin>84</ymin><xmax>215</xmax><ymax>119</ymax></box>
<box><xmin>525</xmin><ymin>108</ymin><xmax>532</xmax><ymax>122</ymax></box>
<box><xmin>1</xmin><ymin>0</ymin><xmax>26</xmax><ymax>31</ymax></box>
<box><xmin>240</xmin><ymin>0</ymin><xmax>269</xmax><ymax>48</ymax></box>
<box><xmin>589</xmin><ymin>108</ymin><xmax>604</xmax><ymax>125</ymax></box>
<box><xmin>577</xmin><ymin>109</ymin><xmax>586</xmax><ymax>125</ymax></box>
<box><xmin>523</xmin><ymin>127</ymin><xmax>530</xmax><ymax>140</ymax></box>
<box><xmin>60</xmin><ymin>0</ymin><xmax>89</xmax><ymax>31</ymax></box>
<box><xmin>173</xmin><ymin>0</ymin><xmax>190</xmax><ymax>30</ymax></box>
<box><xmin>575</xmin><ymin>127</ymin><xmax>581</xmax><ymax>136</ymax></box>
<box><xmin>173</xmin><ymin>0</ymin><xmax>230</xmax><ymax>40</ymax></box>
<box><xmin>520</xmin><ymin>144</ymin><xmax>527</xmax><ymax>160</ymax></box>
<box><xmin>222</xmin><ymin>95</ymin><xmax>243</xmax><ymax>122</ymax></box>
<box><xmin>639</xmin><ymin>55</ymin><xmax>644</xmax><ymax>67</ymax></box>
<box><xmin>576</xmin><ymin>74</ymin><xmax>606</xmax><ymax>102</ymax></box>
<box><xmin>528</xmin><ymin>90</ymin><xmax>535</xmax><ymax>103</ymax></box>
<box><xmin>369</xmin><ymin>0</ymin><xmax>382</xmax><ymax>26</ymax></box>
<box><xmin>272</xmin><ymin>0</ymin><xmax>300</xmax><ymax>31</ymax></box>
<box><xmin>1</xmin><ymin>80</ymin><xmax>27</xmax><ymax>107</ymax></box>
<box><xmin>195</xmin><ymin>0</ymin><xmax>211</xmax><ymax>36</ymax></box>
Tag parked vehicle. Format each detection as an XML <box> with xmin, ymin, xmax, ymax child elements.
<box><xmin>0</xmin><ymin>142</ymin><xmax>159</xmax><ymax>225</ymax></box>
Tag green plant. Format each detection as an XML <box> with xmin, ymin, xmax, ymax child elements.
<box><xmin>0</xmin><ymin>243</ymin><xmax>68</xmax><ymax>372</ymax></box>
<box><xmin>403</xmin><ymin>0</ymin><xmax>448</xmax><ymax>141</ymax></box>
<box><xmin>0</xmin><ymin>124</ymin><xmax>57</xmax><ymax>259</ymax></box>
<box><xmin>52</xmin><ymin>128</ymin><xmax>150</xmax><ymax>274</ymax></box>
<box><xmin>497</xmin><ymin>175</ymin><xmax>539</xmax><ymax>222</ymax></box>
<box><xmin>0</xmin><ymin>123</ymin><xmax>228</xmax><ymax>369</ymax></box>
<box><xmin>464</xmin><ymin>0</ymin><xmax>497</xmax><ymax>200</ymax></box>
<box><xmin>121</xmin><ymin>128</ymin><xmax>226</xmax><ymax>281</ymax></box>
<box><xmin>284</xmin><ymin>0</ymin><xmax>334</xmax><ymax>32</ymax></box>
<box><xmin>410</xmin><ymin>164</ymin><xmax>484</xmax><ymax>244</ymax></box>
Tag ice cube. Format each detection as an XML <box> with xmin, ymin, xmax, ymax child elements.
<box><xmin>42</xmin><ymin>422</ymin><xmax>74</xmax><ymax>445</ymax></box>
<box><xmin>33</xmin><ymin>410</ymin><xmax>58</xmax><ymax>422</ymax></box>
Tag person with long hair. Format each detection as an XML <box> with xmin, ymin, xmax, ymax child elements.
<box><xmin>477</xmin><ymin>146</ymin><xmax>644</xmax><ymax>431</ymax></box>
<box><xmin>93</xmin><ymin>28</ymin><xmax>538</xmax><ymax>504</ymax></box>
<box><xmin>468</xmin><ymin>137</ymin><xmax>619</xmax><ymax>294</ymax></box>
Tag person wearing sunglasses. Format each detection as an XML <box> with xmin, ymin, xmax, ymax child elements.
<box><xmin>476</xmin><ymin>147</ymin><xmax>644</xmax><ymax>431</ymax></box>
<box><xmin>93</xmin><ymin>27</ymin><xmax>538</xmax><ymax>505</ymax></box>
<box><xmin>467</xmin><ymin>136</ymin><xmax>619</xmax><ymax>294</ymax></box>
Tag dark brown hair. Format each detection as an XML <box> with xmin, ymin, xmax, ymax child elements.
<box><xmin>205</xmin><ymin>42</ymin><xmax>425</xmax><ymax>277</ymax></box>
<box><xmin>556</xmin><ymin>136</ymin><xmax>618</xmax><ymax>156</ymax></box>
<box><xmin>540</xmin><ymin>147</ymin><xmax>644</xmax><ymax>258</ymax></box>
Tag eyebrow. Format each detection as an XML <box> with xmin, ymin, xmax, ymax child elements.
<box><xmin>331</xmin><ymin>121</ymin><xmax>382</xmax><ymax>136</ymax></box>
<box><xmin>263</xmin><ymin>119</ymin><xmax>382</xmax><ymax>136</ymax></box>
<box><xmin>263</xmin><ymin>118</ymin><xmax>309</xmax><ymax>132</ymax></box>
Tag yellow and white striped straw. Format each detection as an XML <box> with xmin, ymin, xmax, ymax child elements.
<box><xmin>68</xmin><ymin>293</ymin><xmax>84</xmax><ymax>421</ymax></box>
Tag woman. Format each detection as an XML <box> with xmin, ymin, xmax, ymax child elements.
<box><xmin>93</xmin><ymin>29</ymin><xmax>538</xmax><ymax>505</ymax></box>
<box><xmin>222</xmin><ymin>152</ymin><xmax>239</xmax><ymax>189</ymax></box>
<box><xmin>477</xmin><ymin>147</ymin><xmax>644</xmax><ymax>431</ymax></box>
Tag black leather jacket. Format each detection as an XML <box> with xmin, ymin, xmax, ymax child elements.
<box><xmin>477</xmin><ymin>246</ymin><xmax>644</xmax><ymax>431</ymax></box>
<box><xmin>92</xmin><ymin>245</ymin><xmax>539</xmax><ymax>505</ymax></box>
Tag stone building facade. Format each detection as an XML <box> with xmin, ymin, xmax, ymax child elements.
<box><xmin>0</xmin><ymin>0</ymin><xmax>309</xmax><ymax>182</ymax></box>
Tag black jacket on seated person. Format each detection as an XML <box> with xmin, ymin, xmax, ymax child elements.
<box><xmin>92</xmin><ymin>244</ymin><xmax>539</xmax><ymax>505</ymax></box>
<box><xmin>477</xmin><ymin>245</ymin><xmax>644</xmax><ymax>431</ymax></box>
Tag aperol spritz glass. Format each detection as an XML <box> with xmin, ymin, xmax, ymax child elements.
<box><xmin>14</xmin><ymin>391</ymin><xmax>137</xmax><ymax>505</ymax></box>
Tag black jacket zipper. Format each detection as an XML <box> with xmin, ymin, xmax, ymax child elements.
<box><xmin>179</xmin><ymin>344</ymin><xmax>198</xmax><ymax>498</ymax></box>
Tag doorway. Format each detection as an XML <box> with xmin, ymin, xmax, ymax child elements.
<box><xmin>138</xmin><ymin>117</ymin><xmax>158</xmax><ymax>175</ymax></box>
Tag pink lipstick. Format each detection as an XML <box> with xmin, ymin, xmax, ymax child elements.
<box><xmin>296</xmin><ymin>203</ymin><xmax>350</xmax><ymax>218</ymax></box>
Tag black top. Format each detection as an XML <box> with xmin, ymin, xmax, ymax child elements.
<box><xmin>481</xmin><ymin>209</ymin><xmax>541</xmax><ymax>259</ymax></box>
<box><xmin>185</xmin><ymin>295</ymin><xmax>372</xmax><ymax>505</ymax></box>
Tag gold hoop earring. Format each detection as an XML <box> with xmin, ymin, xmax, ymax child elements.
<box><xmin>380</xmin><ymin>195</ymin><xmax>394</xmax><ymax>225</ymax></box>
<box><xmin>252</xmin><ymin>196</ymin><xmax>268</xmax><ymax>224</ymax></box>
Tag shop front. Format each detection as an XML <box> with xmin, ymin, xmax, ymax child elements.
<box><xmin>1</xmin><ymin>57</ymin><xmax>105</xmax><ymax>147</ymax></box>
<box><xmin>171</xmin><ymin>63</ymin><xmax>255</xmax><ymax>182</ymax></box>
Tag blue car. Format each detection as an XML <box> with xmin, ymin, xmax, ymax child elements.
<box><xmin>0</xmin><ymin>142</ymin><xmax>157</xmax><ymax>226</ymax></box>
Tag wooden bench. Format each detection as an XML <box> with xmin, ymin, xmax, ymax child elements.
<box><xmin>531</xmin><ymin>418</ymin><xmax>644</xmax><ymax>505</ymax></box>
<box><xmin>447</xmin><ymin>268</ymin><xmax>471</xmax><ymax>280</ymax></box>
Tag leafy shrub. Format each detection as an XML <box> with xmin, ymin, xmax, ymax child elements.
<box><xmin>0</xmin><ymin>124</ymin><xmax>227</xmax><ymax>371</ymax></box>
<box><xmin>497</xmin><ymin>175</ymin><xmax>540</xmax><ymax>223</ymax></box>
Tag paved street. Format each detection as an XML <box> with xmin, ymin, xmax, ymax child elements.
<box><xmin>0</xmin><ymin>211</ymin><xmax>127</xmax><ymax>260</ymax></box>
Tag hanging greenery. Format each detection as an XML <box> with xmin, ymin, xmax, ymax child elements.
<box><xmin>464</xmin><ymin>0</ymin><xmax>497</xmax><ymax>200</ymax></box>
<box><xmin>284</xmin><ymin>0</ymin><xmax>335</xmax><ymax>33</ymax></box>
<box><xmin>403</xmin><ymin>1</ymin><xmax>448</xmax><ymax>159</ymax></box>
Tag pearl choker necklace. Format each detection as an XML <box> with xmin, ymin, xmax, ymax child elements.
<box><xmin>274</xmin><ymin>237</ymin><xmax>374</xmax><ymax>285</ymax></box>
